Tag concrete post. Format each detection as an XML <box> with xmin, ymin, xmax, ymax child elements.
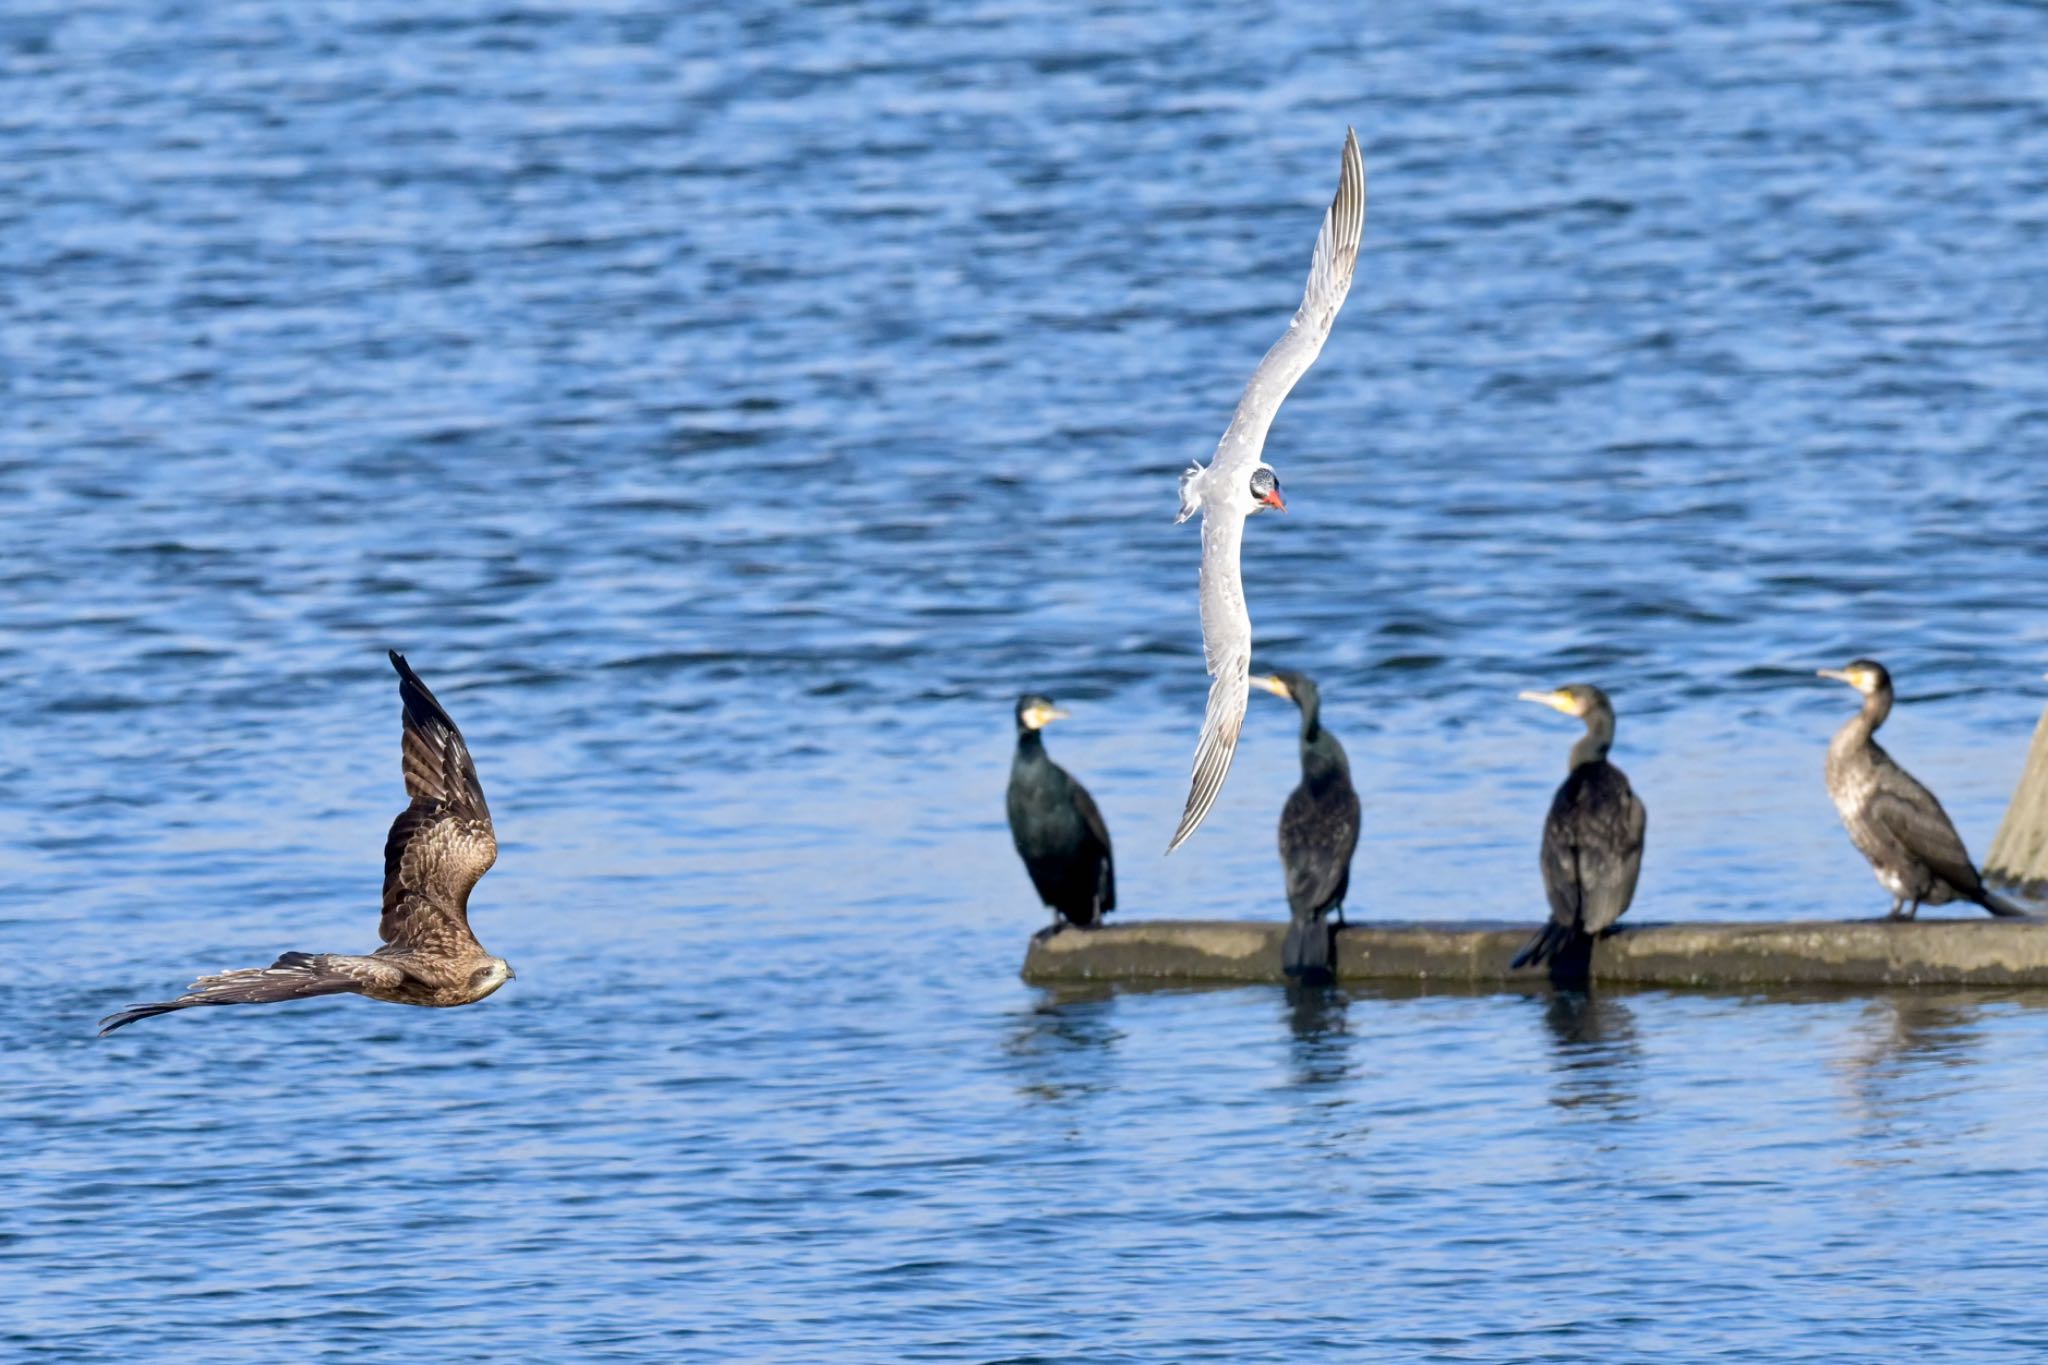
<box><xmin>1987</xmin><ymin>700</ymin><xmax>2048</xmax><ymax>897</ymax></box>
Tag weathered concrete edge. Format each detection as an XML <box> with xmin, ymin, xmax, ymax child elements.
<box><xmin>1021</xmin><ymin>919</ymin><xmax>2048</xmax><ymax>989</ymax></box>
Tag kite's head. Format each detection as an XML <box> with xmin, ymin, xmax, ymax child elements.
<box><xmin>465</xmin><ymin>957</ymin><xmax>516</xmax><ymax>1002</ymax></box>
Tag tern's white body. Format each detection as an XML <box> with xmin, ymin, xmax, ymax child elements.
<box><xmin>1168</xmin><ymin>128</ymin><xmax>1367</xmax><ymax>853</ymax></box>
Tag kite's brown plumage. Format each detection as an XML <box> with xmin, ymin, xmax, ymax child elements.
<box><xmin>98</xmin><ymin>652</ymin><xmax>512</xmax><ymax>1036</ymax></box>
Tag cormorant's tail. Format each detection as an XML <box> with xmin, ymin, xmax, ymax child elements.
<box><xmin>1974</xmin><ymin>886</ymin><xmax>2034</xmax><ymax>919</ymax></box>
<box><xmin>1511</xmin><ymin>920</ymin><xmax>1572</xmax><ymax>971</ymax></box>
<box><xmin>1511</xmin><ymin>920</ymin><xmax>1597</xmax><ymax>987</ymax></box>
<box><xmin>1282</xmin><ymin>911</ymin><xmax>1335</xmax><ymax>985</ymax></box>
<box><xmin>98</xmin><ymin>953</ymin><xmax>368</xmax><ymax>1035</ymax></box>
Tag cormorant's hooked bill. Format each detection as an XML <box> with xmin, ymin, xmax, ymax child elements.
<box><xmin>1252</xmin><ymin>673</ymin><xmax>1296</xmax><ymax>701</ymax></box>
<box><xmin>1016</xmin><ymin>697</ymin><xmax>1070</xmax><ymax>731</ymax></box>
<box><xmin>1518</xmin><ymin>687</ymin><xmax>1592</xmax><ymax>716</ymax></box>
<box><xmin>1817</xmin><ymin>660</ymin><xmax>1885</xmax><ymax>693</ymax></box>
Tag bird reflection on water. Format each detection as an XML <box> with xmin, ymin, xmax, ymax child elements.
<box><xmin>1537</xmin><ymin>991</ymin><xmax>1642</xmax><ymax>1117</ymax></box>
<box><xmin>1836</xmin><ymin>991</ymin><xmax>1993</xmax><ymax>1151</ymax></box>
<box><xmin>1005</xmin><ymin>983</ymin><xmax>1124</xmax><ymax>1104</ymax></box>
<box><xmin>1281</xmin><ymin>983</ymin><xmax>1355</xmax><ymax>1090</ymax></box>
<box><xmin>1852</xmin><ymin>994</ymin><xmax>1982</xmax><ymax>1070</ymax></box>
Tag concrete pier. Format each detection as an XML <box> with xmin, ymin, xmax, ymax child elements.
<box><xmin>1022</xmin><ymin>917</ymin><xmax>2048</xmax><ymax>989</ymax></box>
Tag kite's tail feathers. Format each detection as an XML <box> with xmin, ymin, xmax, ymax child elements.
<box><xmin>1282</xmin><ymin>911</ymin><xmax>1336</xmax><ymax>985</ymax></box>
<box><xmin>95</xmin><ymin>999</ymin><xmax>196</xmax><ymax>1034</ymax></box>
<box><xmin>97</xmin><ymin>953</ymin><xmax>367</xmax><ymax>1036</ymax></box>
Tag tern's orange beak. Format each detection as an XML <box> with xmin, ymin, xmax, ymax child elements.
<box><xmin>1259</xmin><ymin>488</ymin><xmax>1287</xmax><ymax>512</ymax></box>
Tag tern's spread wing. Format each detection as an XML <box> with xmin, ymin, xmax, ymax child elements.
<box><xmin>1169</xmin><ymin>507</ymin><xmax>1253</xmax><ymax>851</ymax></box>
<box><xmin>1167</xmin><ymin>128</ymin><xmax>1363</xmax><ymax>852</ymax></box>
<box><xmin>1207</xmin><ymin>126</ymin><xmax>1366</xmax><ymax>488</ymax></box>
<box><xmin>381</xmin><ymin>651</ymin><xmax>498</xmax><ymax>959</ymax></box>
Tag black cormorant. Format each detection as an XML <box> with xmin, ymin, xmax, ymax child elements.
<box><xmin>1006</xmin><ymin>695</ymin><xmax>1115</xmax><ymax>930</ymax></box>
<box><xmin>1253</xmin><ymin>671</ymin><xmax>1360</xmax><ymax>984</ymax></box>
<box><xmin>1818</xmin><ymin>660</ymin><xmax>2025</xmax><ymax>919</ymax></box>
<box><xmin>1512</xmin><ymin>684</ymin><xmax>1647</xmax><ymax>982</ymax></box>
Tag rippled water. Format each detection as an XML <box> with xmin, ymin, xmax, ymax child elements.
<box><xmin>7</xmin><ymin>0</ymin><xmax>2048</xmax><ymax>1358</ymax></box>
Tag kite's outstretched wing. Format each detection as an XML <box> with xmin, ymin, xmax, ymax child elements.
<box><xmin>380</xmin><ymin>651</ymin><xmax>498</xmax><ymax>960</ymax></box>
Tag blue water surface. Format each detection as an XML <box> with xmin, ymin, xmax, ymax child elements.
<box><xmin>5</xmin><ymin>0</ymin><xmax>2048</xmax><ymax>1359</ymax></box>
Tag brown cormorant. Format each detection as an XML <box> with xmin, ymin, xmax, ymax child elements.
<box><xmin>1007</xmin><ymin>695</ymin><xmax>1115</xmax><ymax>930</ymax></box>
<box><xmin>1818</xmin><ymin>660</ymin><xmax>2026</xmax><ymax>919</ymax></box>
<box><xmin>1253</xmin><ymin>671</ymin><xmax>1359</xmax><ymax>984</ymax></box>
<box><xmin>1512</xmin><ymin>685</ymin><xmax>1647</xmax><ymax>982</ymax></box>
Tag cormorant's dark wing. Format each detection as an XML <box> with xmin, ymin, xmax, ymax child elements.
<box><xmin>1868</xmin><ymin>781</ymin><xmax>1981</xmax><ymax>896</ymax></box>
<box><xmin>1539</xmin><ymin>764</ymin><xmax>1644</xmax><ymax>935</ymax></box>
<box><xmin>1538</xmin><ymin>798</ymin><xmax>1583</xmax><ymax>928</ymax></box>
<box><xmin>382</xmin><ymin>652</ymin><xmax>498</xmax><ymax>958</ymax></box>
<box><xmin>1581</xmin><ymin>782</ymin><xmax>1647</xmax><ymax>936</ymax></box>
<box><xmin>99</xmin><ymin>952</ymin><xmax>403</xmax><ymax>1035</ymax></box>
<box><xmin>1069</xmin><ymin>779</ymin><xmax>1116</xmax><ymax>914</ymax></box>
<box><xmin>1280</xmin><ymin>784</ymin><xmax>1361</xmax><ymax>917</ymax></box>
